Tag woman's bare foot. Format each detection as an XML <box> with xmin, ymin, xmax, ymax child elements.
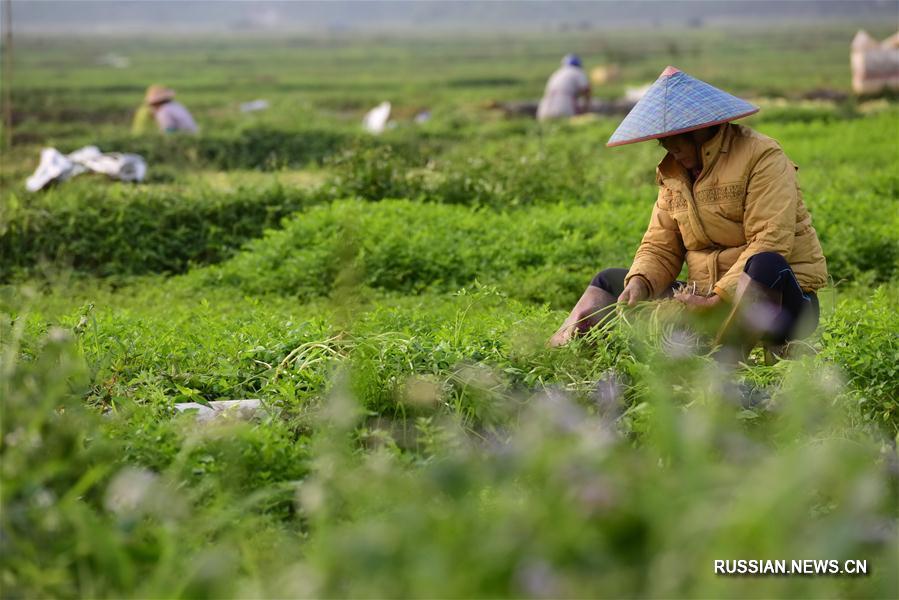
<box><xmin>548</xmin><ymin>286</ymin><xmax>616</xmax><ymax>347</ymax></box>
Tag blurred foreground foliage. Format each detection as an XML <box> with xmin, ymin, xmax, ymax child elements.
<box><xmin>2</xmin><ymin>286</ymin><xmax>898</xmax><ymax>598</ymax></box>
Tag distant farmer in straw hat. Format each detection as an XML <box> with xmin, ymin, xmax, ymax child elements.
<box><xmin>550</xmin><ymin>66</ymin><xmax>828</xmax><ymax>359</ymax></box>
<box><xmin>537</xmin><ymin>54</ymin><xmax>591</xmax><ymax>121</ymax></box>
<box><xmin>142</xmin><ymin>85</ymin><xmax>198</xmax><ymax>134</ymax></box>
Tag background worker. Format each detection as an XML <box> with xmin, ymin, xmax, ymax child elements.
<box><xmin>549</xmin><ymin>67</ymin><xmax>828</xmax><ymax>359</ymax></box>
<box><xmin>537</xmin><ymin>54</ymin><xmax>591</xmax><ymax>121</ymax></box>
<box><xmin>143</xmin><ymin>85</ymin><xmax>198</xmax><ymax>134</ymax></box>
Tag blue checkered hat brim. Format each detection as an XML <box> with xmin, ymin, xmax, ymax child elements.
<box><xmin>607</xmin><ymin>66</ymin><xmax>759</xmax><ymax>147</ymax></box>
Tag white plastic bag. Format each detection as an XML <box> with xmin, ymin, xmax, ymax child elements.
<box><xmin>25</xmin><ymin>145</ymin><xmax>147</xmax><ymax>192</ymax></box>
<box><xmin>363</xmin><ymin>101</ymin><xmax>392</xmax><ymax>134</ymax></box>
<box><xmin>25</xmin><ymin>148</ymin><xmax>77</xmax><ymax>192</ymax></box>
<box><xmin>851</xmin><ymin>30</ymin><xmax>899</xmax><ymax>95</ymax></box>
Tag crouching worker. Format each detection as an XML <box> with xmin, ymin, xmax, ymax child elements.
<box><xmin>537</xmin><ymin>54</ymin><xmax>591</xmax><ymax>121</ymax></box>
<box><xmin>549</xmin><ymin>67</ymin><xmax>828</xmax><ymax>359</ymax></box>
<box><xmin>142</xmin><ymin>85</ymin><xmax>198</xmax><ymax>134</ymax></box>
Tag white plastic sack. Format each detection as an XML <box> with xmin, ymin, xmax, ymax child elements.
<box><xmin>25</xmin><ymin>145</ymin><xmax>147</xmax><ymax>192</ymax></box>
<box><xmin>25</xmin><ymin>148</ymin><xmax>78</xmax><ymax>192</ymax></box>
<box><xmin>174</xmin><ymin>399</ymin><xmax>266</xmax><ymax>423</ymax></box>
<box><xmin>96</xmin><ymin>53</ymin><xmax>130</xmax><ymax>68</ymax></box>
<box><xmin>240</xmin><ymin>99</ymin><xmax>270</xmax><ymax>113</ymax></box>
<box><xmin>72</xmin><ymin>146</ymin><xmax>147</xmax><ymax>182</ymax></box>
<box><xmin>363</xmin><ymin>101</ymin><xmax>392</xmax><ymax>134</ymax></box>
<box><xmin>851</xmin><ymin>30</ymin><xmax>899</xmax><ymax>95</ymax></box>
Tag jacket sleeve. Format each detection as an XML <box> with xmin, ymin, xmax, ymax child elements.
<box><xmin>625</xmin><ymin>188</ymin><xmax>685</xmax><ymax>297</ymax></box>
<box><xmin>713</xmin><ymin>143</ymin><xmax>798</xmax><ymax>300</ymax></box>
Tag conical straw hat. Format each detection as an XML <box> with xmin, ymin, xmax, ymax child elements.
<box><xmin>607</xmin><ymin>66</ymin><xmax>758</xmax><ymax>147</ymax></box>
<box><xmin>145</xmin><ymin>85</ymin><xmax>176</xmax><ymax>105</ymax></box>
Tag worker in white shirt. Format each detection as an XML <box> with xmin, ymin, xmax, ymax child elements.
<box><xmin>537</xmin><ymin>54</ymin><xmax>591</xmax><ymax>121</ymax></box>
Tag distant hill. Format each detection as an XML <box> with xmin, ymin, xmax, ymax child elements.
<box><xmin>10</xmin><ymin>0</ymin><xmax>899</xmax><ymax>35</ymax></box>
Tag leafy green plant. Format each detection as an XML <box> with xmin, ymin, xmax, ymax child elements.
<box><xmin>819</xmin><ymin>285</ymin><xmax>899</xmax><ymax>434</ymax></box>
<box><xmin>0</xmin><ymin>182</ymin><xmax>312</xmax><ymax>280</ymax></box>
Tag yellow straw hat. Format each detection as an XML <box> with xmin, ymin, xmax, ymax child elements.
<box><xmin>145</xmin><ymin>84</ymin><xmax>176</xmax><ymax>105</ymax></box>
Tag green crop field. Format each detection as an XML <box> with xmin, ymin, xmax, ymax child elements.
<box><xmin>2</xmin><ymin>23</ymin><xmax>899</xmax><ymax>598</ymax></box>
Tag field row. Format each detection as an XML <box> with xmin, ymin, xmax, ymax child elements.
<box><xmin>4</xmin><ymin>110</ymin><xmax>898</xmax><ymax>285</ymax></box>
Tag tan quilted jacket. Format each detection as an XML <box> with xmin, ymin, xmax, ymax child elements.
<box><xmin>625</xmin><ymin>123</ymin><xmax>828</xmax><ymax>301</ymax></box>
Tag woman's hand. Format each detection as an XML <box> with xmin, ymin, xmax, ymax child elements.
<box><xmin>674</xmin><ymin>291</ymin><xmax>721</xmax><ymax>310</ymax></box>
<box><xmin>617</xmin><ymin>277</ymin><xmax>650</xmax><ymax>306</ymax></box>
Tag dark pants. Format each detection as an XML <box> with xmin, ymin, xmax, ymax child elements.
<box><xmin>589</xmin><ymin>252</ymin><xmax>819</xmax><ymax>343</ymax></box>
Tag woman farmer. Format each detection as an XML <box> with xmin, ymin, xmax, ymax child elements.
<box><xmin>138</xmin><ymin>85</ymin><xmax>198</xmax><ymax>134</ymax></box>
<box><xmin>549</xmin><ymin>66</ymin><xmax>827</xmax><ymax>357</ymax></box>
